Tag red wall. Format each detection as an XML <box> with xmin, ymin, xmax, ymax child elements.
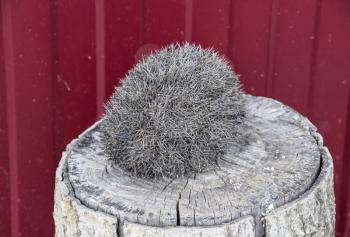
<box><xmin>1</xmin><ymin>0</ymin><xmax>350</xmax><ymax>236</ymax></box>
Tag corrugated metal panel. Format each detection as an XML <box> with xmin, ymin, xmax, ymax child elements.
<box><xmin>1</xmin><ymin>0</ymin><xmax>350</xmax><ymax>236</ymax></box>
<box><xmin>1</xmin><ymin>1</ymin><xmax>57</xmax><ymax>236</ymax></box>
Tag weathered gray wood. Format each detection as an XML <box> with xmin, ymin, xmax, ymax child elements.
<box><xmin>54</xmin><ymin>148</ymin><xmax>256</xmax><ymax>236</ymax></box>
<box><xmin>53</xmin><ymin>151</ymin><xmax>119</xmax><ymax>237</ymax></box>
<box><xmin>264</xmin><ymin>147</ymin><xmax>335</xmax><ymax>236</ymax></box>
<box><xmin>54</xmin><ymin>96</ymin><xmax>335</xmax><ymax>236</ymax></box>
<box><xmin>122</xmin><ymin>217</ymin><xmax>255</xmax><ymax>237</ymax></box>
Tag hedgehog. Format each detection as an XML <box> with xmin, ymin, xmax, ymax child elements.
<box><xmin>102</xmin><ymin>43</ymin><xmax>245</xmax><ymax>180</ymax></box>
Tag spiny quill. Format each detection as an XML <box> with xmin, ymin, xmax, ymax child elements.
<box><xmin>102</xmin><ymin>43</ymin><xmax>245</xmax><ymax>180</ymax></box>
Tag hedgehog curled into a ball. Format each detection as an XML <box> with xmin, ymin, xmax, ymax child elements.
<box><xmin>102</xmin><ymin>43</ymin><xmax>245</xmax><ymax>180</ymax></box>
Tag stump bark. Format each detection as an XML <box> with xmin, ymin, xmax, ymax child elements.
<box><xmin>54</xmin><ymin>96</ymin><xmax>335</xmax><ymax>237</ymax></box>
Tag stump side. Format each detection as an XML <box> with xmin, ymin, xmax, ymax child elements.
<box><xmin>265</xmin><ymin>147</ymin><xmax>335</xmax><ymax>236</ymax></box>
<box><xmin>53</xmin><ymin>150</ymin><xmax>119</xmax><ymax>237</ymax></box>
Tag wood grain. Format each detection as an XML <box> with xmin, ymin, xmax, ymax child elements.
<box><xmin>54</xmin><ymin>96</ymin><xmax>335</xmax><ymax>236</ymax></box>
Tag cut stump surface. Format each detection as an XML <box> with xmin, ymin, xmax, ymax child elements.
<box><xmin>54</xmin><ymin>96</ymin><xmax>335</xmax><ymax>236</ymax></box>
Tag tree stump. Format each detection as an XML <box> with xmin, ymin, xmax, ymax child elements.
<box><xmin>53</xmin><ymin>96</ymin><xmax>335</xmax><ymax>237</ymax></box>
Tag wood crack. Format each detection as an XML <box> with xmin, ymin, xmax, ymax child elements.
<box><xmin>176</xmin><ymin>193</ymin><xmax>181</xmax><ymax>226</ymax></box>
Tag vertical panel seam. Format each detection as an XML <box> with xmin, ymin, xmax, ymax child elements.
<box><xmin>49</xmin><ymin>0</ymin><xmax>61</xmax><ymax>162</ymax></box>
<box><xmin>1</xmin><ymin>1</ymin><xmax>19</xmax><ymax>236</ymax></box>
<box><xmin>265</xmin><ymin>0</ymin><xmax>279</xmax><ymax>97</ymax></box>
<box><xmin>185</xmin><ymin>0</ymin><xmax>193</xmax><ymax>43</ymax></box>
<box><xmin>227</xmin><ymin>0</ymin><xmax>235</xmax><ymax>61</ymax></box>
<box><xmin>330</xmin><ymin>0</ymin><xmax>350</xmax><ymax>233</ymax></box>
<box><xmin>141</xmin><ymin>0</ymin><xmax>147</xmax><ymax>45</ymax></box>
<box><xmin>340</xmin><ymin>68</ymin><xmax>350</xmax><ymax>236</ymax></box>
<box><xmin>307</xmin><ymin>0</ymin><xmax>323</xmax><ymax>118</ymax></box>
<box><xmin>96</xmin><ymin>0</ymin><xmax>106</xmax><ymax>118</ymax></box>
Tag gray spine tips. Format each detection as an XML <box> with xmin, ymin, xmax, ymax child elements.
<box><xmin>102</xmin><ymin>43</ymin><xmax>245</xmax><ymax>180</ymax></box>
